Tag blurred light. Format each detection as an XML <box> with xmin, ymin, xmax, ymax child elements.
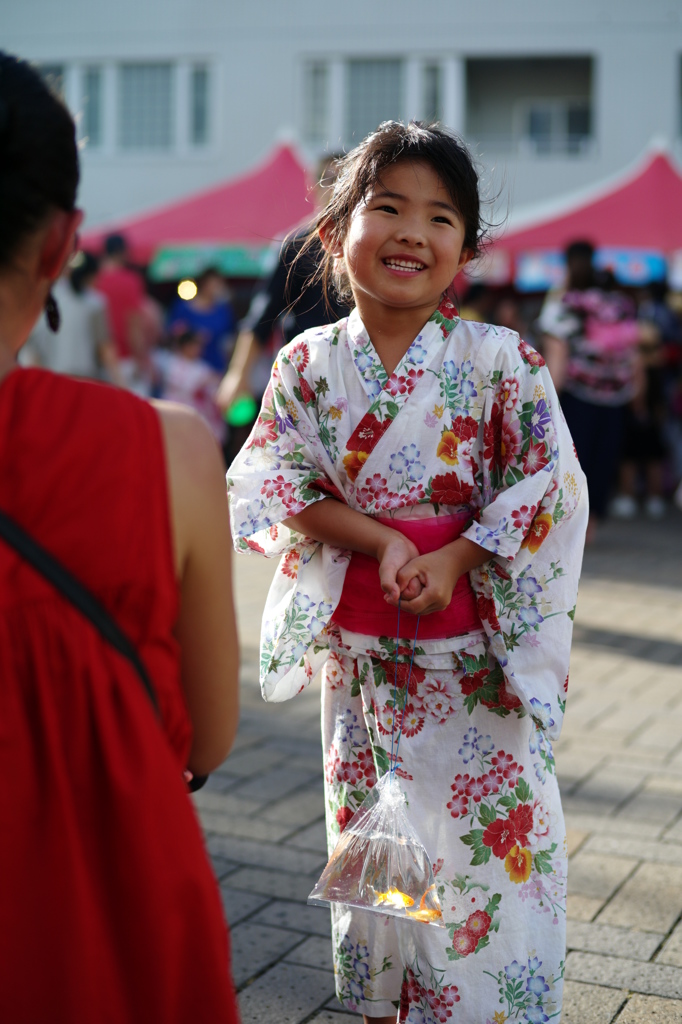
<box><xmin>178</xmin><ymin>279</ymin><xmax>198</xmax><ymax>300</ymax></box>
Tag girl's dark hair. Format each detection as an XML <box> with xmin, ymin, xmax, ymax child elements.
<box><xmin>0</xmin><ymin>52</ymin><xmax>79</xmax><ymax>268</ymax></box>
<box><xmin>304</xmin><ymin>120</ymin><xmax>487</xmax><ymax>306</ymax></box>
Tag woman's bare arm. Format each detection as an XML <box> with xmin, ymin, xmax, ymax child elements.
<box><xmin>216</xmin><ymin>330</ymin><xmax>259</xmax><ymax>412</ymax></box>
<box><xmin>542</xmin><ymin>334</ymin><xmax>568</xmax><ymax>393</ymax></box>
<box><xmin>155</xmin><ymin>402</ymin><xmax>239</xmax><ymax>776</ymax></box>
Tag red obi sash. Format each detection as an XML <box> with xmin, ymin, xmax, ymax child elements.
<box><xmin>332</xmin><ymin>512</ymin><xmax>483</xmax><ymax>640</ymax></box>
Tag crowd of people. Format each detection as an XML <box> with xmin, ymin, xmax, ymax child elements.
<box><xmin>459</xmin><ymin>257</ymin><xmax>682</xmax><ymax>540</ymax></box>
<box><xmin>28</xmin><ymin>224</ymin><xmax>682</xmax><ymax>540</ymax></box>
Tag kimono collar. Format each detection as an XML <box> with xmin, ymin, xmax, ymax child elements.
<box><xmin>342</xmin><ymin>296</ymin><xmax>460</xmax><ymax>483</ymax></box>
<box><xmin>346</xmin><ymin>296</ymin><xmax>460</xmax><ymax>403</ymax></box>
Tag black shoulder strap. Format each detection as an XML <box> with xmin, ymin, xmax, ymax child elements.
<box><xmin>0</xmin><ymin>509</ymin><xmax>159</xmax><ymax>717</ymax></box>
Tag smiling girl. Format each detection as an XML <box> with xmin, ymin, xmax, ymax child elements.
<box><xmin>228</xmin><ymin>122</ymin><xmax>588</xmax><ymax>1024</ymax></box>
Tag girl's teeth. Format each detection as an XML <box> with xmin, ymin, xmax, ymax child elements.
<box><xmin>385</xmin><ymin>260</ymin><xmax>424</xmax><ymax>271</ymax></box>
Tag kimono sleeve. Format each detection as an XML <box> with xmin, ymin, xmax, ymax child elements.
<box><xmin>464</xmin><ymin>335</ymin><xmax>588</xmax><ymax>745</ymax></box>
<box><xmin>226</xmin><ymin>334</ymin><xmax>346</xmax><ymax>558</ymax></box>
<box><xmin>226</xmin><ymin>332</ymin><xmax>350</xmax><ymax>704</ymax></box>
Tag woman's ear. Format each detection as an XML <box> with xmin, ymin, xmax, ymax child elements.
<box><xmin>38</xmin><ymin>208</ymin><xmax>83</xmax><ymax>283</ymax></box>
<box><xmin>318</xmin><ymin>220</ymin><xmax>343</xmax><ymax>257</ymax></box>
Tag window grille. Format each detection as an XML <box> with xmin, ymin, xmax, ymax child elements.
<box><xmin>526</xmin><ymin>100</ymin><xmax>591</xmax><ymax>154</ymax></box>
<box><xmin>191</xmin><ymin>65</ymin><xmax>209</xmax><ymax>145</ymax></box>
<box><xmin>119</xmin><ymin>63</ymin><xmax>173</xmax><ymax>150</ymax></box>
<box><xmin>346</xmin><ymin>59</ymin><xmax>403</xmax><ymax>144</ymax></box>
<box><xmin>303</xmin><ymin>62</ymin><xmax>329</xmax><ymax>143</ymax></box>
<box><xmin>82</xmin><ymin>67</ymin><xmax>102</xmax><ymax>147</ymax></box>
<box><xmin>423</xmin><ymin>64</ymin><xmax>442</xmax><ymax>123</ymax></box>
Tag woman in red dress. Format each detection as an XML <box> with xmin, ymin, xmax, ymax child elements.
<box><xmin>0</xmin><ymin>53</ymin><xmax>240</xmax><ymax>1022</ymax></box>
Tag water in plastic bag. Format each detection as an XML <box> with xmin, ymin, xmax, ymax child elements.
<box><xmin>308</xmin><ymin>771</ymin><xmax>444</xmax><ymax>927</ymax></box>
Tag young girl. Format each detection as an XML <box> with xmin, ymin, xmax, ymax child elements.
<box><xmin>228</xmin><ymin>122</ymin><xmax>587</xmax><ymax>1024</ymax></box>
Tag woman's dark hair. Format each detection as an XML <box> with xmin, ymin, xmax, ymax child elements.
<box><xmin>302</xmin><ymin>120</ymin><xmax>486</xmax><ymax>306</ymax></box>
<box><xmin>0</xmin><ymin>52</ymin><xmax>79</xmax><ymax>268</ymax></box>
<box><xmin>69</xmin><ymin>251</ymin><xmax>99</xmax><ymax>295</ymax></box>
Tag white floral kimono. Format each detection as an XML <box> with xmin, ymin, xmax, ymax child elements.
<box><xmin>227</xmin><ymin>297</ymin><xmax>588</xmax><ymax>1024</ymax></box>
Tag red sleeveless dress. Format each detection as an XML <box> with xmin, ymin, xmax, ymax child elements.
<box><xmin>0</xmin><ymin>369</ymin><xmax>239</xmax><ymax>1023</ymax></box>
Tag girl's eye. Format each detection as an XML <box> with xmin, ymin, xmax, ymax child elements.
<box><xmin>377</xmin><ymin>204</ymin><xmax>398</xmax><ymax>214</ymax></box>
<box><xmin>433</xmin><ymin>215</ymin><xmax>454</xmax><ymax>225</ymax></box>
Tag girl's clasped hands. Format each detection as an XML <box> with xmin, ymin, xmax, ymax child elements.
<box><xmin>378</xmin><ymin>531</ymin><xmax>485</xmax><ymax>616</ymax></box>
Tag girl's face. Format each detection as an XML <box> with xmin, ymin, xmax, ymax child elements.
<box><xmin>340</xmin><ymin>159</ymin><xmax>472</xmax><ymax>319</ymax></box>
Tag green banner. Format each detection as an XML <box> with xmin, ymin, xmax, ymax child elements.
<box><xmin>149</xmin><ymin>244</ymin><xmax>277</xmax><ymax>281</ymax></box>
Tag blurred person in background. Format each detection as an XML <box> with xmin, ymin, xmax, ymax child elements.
<box><xmin>610</xmin><ymin>280</ymin><xmax>675</xmax><ymax>520</ymax></box>
<box><xmin>458</xmin><ymin>281</ymin><xmax>494</xmax><ymax>322</ymax></box>
<box><xmin>493</xmin><ymin>293</ymin><xmax>525</xmax><ymax>335</ymax></box>
<box><xmin>95</xmin><ymin>232</ymin><xmax>151</xmax><ymax>395</ymax></box>
<box><xmin>0</xmin><ymin>52</ymin><xmax>240</xmax><ymax>1022</ymax></box>
<box><xmin>638</xmin><ymin>281</ymin><xmax>682</xmax><ymax>512</ymax></box>
<box><xmin>539</xmin><ymin>240</ymin><xmax>655</xmax><ymax>541</ymax></box>
<box><xmin>154</xmin><ymin>325</ymin><xmax>226</xmax><ymax>445</ymax></box>
<box><xmin>24</xmin><ymin>251</ymin><xmax>123</xmax><ymax>384</ymax></box>
<box><xmin>216</xmin><ymin>153</ymin><xmax>348</xmax><ymax>421</ymax></box>
<box><xmin>167</xmin><ymin>266</ymin><xmax>236</xmax><ymax>374</ymax></box>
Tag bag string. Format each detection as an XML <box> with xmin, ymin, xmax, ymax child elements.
<box><xmin>389</xmin><ymin>600</ymin><xmax>420</xmax><ymax>778</ymax></box>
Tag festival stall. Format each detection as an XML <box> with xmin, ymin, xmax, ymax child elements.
<box><xmin>81</xmin><ymin>143</ymin><xmax>313</xmax><ymax>280</ymax></box>
<box><xmin>474</xmin><ymin>144</ymin><xmax>682</xmax><ymax>291</ymax></box>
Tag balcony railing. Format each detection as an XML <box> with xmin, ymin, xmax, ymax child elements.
<box><xmin>468</xmin><ymin>133</ymin><xmax>596</xmax><ymax>157</ymax></box>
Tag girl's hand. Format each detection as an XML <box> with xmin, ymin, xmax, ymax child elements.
<box><xmin>394</xmin><ymin>549</ymin><xmax>461</xmax><ymax>615</ymax></box>
<box><xmin>376</xmin><ymin>532</ymin><xmax>422</xmax><ymax>604</ymax></box>
<box><xmin>393</xmin><ymin>538</ymin><xmax>491</xmax><ymax>616</ymax></box>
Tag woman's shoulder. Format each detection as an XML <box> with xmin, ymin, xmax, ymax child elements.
<box><xmin>152</xmin><ymin>401</ymin><xmax>223</xmax><ymax>505</ymax></box>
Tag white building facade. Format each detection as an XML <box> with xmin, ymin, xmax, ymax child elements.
<box><xmin>4</xmin><ymin>0</ymin><xmax>682</xmax><ymax>230</ymax></box>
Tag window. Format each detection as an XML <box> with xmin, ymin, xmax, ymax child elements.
<box><xmin>423</xmin><ymin>64</ymin><xmax>442</xmax><ymax>123</ymax></box>
<box><xmin>525</xmin><ymin>100</ymin><xmax>591</xmax><ymax>154</ymax></box>
<box><xmin>191</xmin><ymin>65</ymin><xmax>209</xmax><ymax>145</ymax></box>
<box><xmin>303</xmin><ymin>62</ymin><xmax>329</xmax><ymax>143</ymax></box>
<box><xmin>346</xmin><ymin>59</ymin><xmax>403</xmax><ymax>144</ymax></box>
<box><xmin>466</xmin><ymin>57</ymin><xmax>593</xmax><ymax>155</ymax></box>
<box><xmin>119</xmin><ymin>63</ymin><xmax>173</xmax><ymax>150</ymax></box>
<box><xmin>37</xmin><ymin>63</ymin><xmax>65</xmax><ymax>98</ymax></box>
<box><xmin>82</xmin><ymin>67</ymin><xmax>102</xmax><ymax>147</ymax></box>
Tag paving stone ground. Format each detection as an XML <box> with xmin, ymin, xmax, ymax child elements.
<box><xmin>194</xmin><ymin>512</ymin><xmax>682</xmax><ymax>1023</ymax></box>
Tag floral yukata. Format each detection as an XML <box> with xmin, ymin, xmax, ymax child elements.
<box><xmin>227</xmin><ymin>297</ymin><xmax>588</xmax><ymax>1024</ymax></box>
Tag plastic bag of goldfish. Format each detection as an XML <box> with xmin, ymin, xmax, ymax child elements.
<box><xmin>308</xmin><ymin>770</ymin><xmax>444</xmax><ymax>927</ymax></box>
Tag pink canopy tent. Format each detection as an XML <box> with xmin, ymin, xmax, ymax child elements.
<box><xmin>500</xmin><ymin>148</ymin><xmax>682</xmax><ymax>254</ymax></box>
<box><xmin>81</xmin><ymin>143</ymin><xmax>314</xmax><ymax>276</ymax></box>
<box><xmin>475</xmin><ymin>146</ymin><xmax>682</xmax><ymax>289</ymax></box>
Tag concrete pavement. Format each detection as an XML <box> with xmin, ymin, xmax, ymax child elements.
<box><xmin>194</xmin><ymin>512</ymin><xmax>682</xmax><ymax>1023</ymax></box>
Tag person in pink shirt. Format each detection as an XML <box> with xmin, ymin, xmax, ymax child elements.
<box><xmin>95</xmin><ymin>233</ymin><xmax>150</xmax><ymax>394</ymax></box>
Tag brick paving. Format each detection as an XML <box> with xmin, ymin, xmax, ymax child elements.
<box><xmin>194</xmin><ymin>512</ymin><xmax>682</xmax><ymax>1023</ymax></box>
